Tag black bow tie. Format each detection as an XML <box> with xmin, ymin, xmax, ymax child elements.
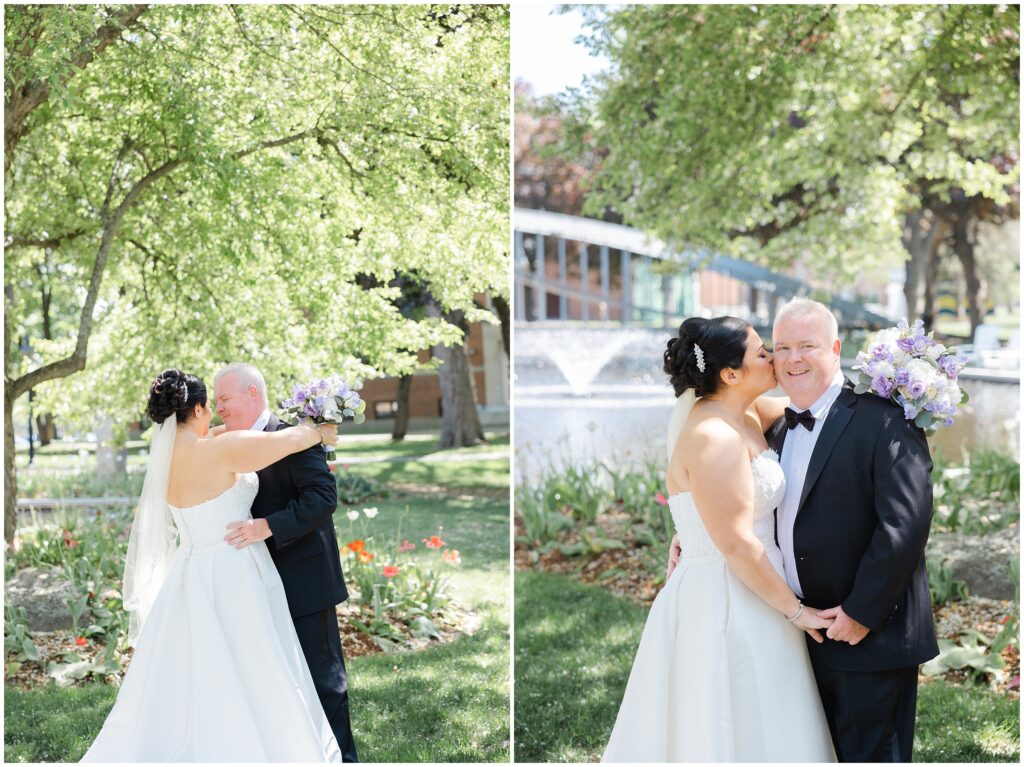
<box><xmin>784</xmin><ymin>407</ymin><xmax>816</xmax><ymax>432</ymax></box>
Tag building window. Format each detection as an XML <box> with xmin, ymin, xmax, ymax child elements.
<box><xmin>373</xmin><ymin>400</ymin><xmax>399</xmax><ymax>419</ymax></box>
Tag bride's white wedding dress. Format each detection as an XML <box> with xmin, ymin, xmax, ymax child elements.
<box><xmin>602</xmin><ymin>449</ymin><xmax>836</xmax><ymax>762</ymax></box>
<box><xmin>82</xmin><ymin>472</ymin><xmax>341</xmax><ymax>762</ymax></box>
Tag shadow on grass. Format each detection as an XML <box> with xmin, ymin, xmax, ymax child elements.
<box><xmin>4</xmin><ymin>616</ymin><xmax>510</xmax><ymax>763</ymax></box>
<box><xmin>349</xmin><ymin>458</ymin><xmax>508</xmax><ymax>492</ymax></box>
<box><xmin>6</xmin><ymin>458</ymin><xmax>511</xmax><ymax>763</ymax></box>
<box><xmin>515</xmin><ymin>570</ymin><xmax>1021</xmax><ymax>764</ymax></box>
<box><xmin>4</xmin><ymin>683</ymin><xmax>113</xmax><ymax>762</ymax></box>
<box><xmin>914</xmin><ymin>679</ymin><xmax>1020</xmax><ymax>762</ymax></box>
<box><xmin>514</xmin><ymin>570</ymin><xmax>648</xmax><ymax>763</ymax></box>
<box><xmin>351</xmin><ymin>611</ymin><xmax>509</xmax><ymax>762</ymax></box>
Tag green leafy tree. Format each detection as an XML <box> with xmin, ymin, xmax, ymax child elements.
<box><xmin>4</xmin><ymin>4</ymin><xmax>509</xmax><ymax>545</ymax></box>
<box><xmin>564</xmin><ymin>4</ymin><xmax>1018</xmax><ymax>326</ymax></box>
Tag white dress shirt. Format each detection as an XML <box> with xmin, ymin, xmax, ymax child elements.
<box><xmin>777</xmin><ymin>369</ymin><xmax>846</xmax><ymax>597</ymax></box>
<box><xmin>248</xmin><ymin>408</ymin><xmax>272</xmax><ymax>432</ymax></box>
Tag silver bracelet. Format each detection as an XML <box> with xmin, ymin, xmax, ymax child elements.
<box><xmin>303</xmin><ymin>422</ymin><xmax>324</xmax><ymax>445</ymax></box>
<box><xmin>786</xmin><ymin>602</ymin><xmax>804</xmax><ymax>623</ymax></box>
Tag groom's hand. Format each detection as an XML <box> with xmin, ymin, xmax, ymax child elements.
<box><xmin>817</xmin><ymin>605</ymin><xmax>869</xmax><ymax>645</ymax></box>
<box><xmin>225</xmin><ymin>518</ymin><xmax>272</xmax><ymax>549</ymax></box>
<box><xmin>666</xmin><ymin>534</ymin><xmax>681</xmax><ymax>580</ymax></box>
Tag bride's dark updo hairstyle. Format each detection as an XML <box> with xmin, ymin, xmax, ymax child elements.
<box><xmin>147</xmin><ymin>369</ymin><xmax>207</xmax><ymax>424</ymax></box>
<box><xmin>664</xmin><ymin>316</ymin><xmax>752</xmax><ymax>398</ymax></box>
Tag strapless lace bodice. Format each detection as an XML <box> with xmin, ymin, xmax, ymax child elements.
<box><xmin>169</xmin><ymin>472</ymin><xmax>259</xmax><ymax>554</ymax></box>
<box><xmin>668</xmin><ymin>449</ymin><xmax>786</xmax><ymax>561</ymax></box>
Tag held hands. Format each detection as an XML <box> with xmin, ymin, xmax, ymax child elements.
<box><xmin>816</xmin><ymin>605</ymin><xmax>870</xmax><ymax>645</ymax></box>
<box><xmin>666</xmin><ymin>534</ymin><xmax>682</xmax><ymax>581</ymax></box>
<box><xmin>790</xmin><ymin>605</ymin><xmax>834</xmax><ymax>644</ymax></box>
<box><xmin>225</xmin><ymin>518</ymin><xmax>272</xmax><ymax>549</ymax></box>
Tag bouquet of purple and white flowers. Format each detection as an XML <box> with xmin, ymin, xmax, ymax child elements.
<box><xmin>280</xmin><ymin>374</ymin><xmax>366</xmax><ymax>461</ymax></box>
<box><xmin>852</xmin><ymin>319</ymin><xmax>969</xmax><ymax>435</ymax></box>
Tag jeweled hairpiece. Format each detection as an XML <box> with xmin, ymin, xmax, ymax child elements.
<box><xmin>693</xmin><ymin>344</ymin><xmax>706</xmax><ymax>373</ymax></box>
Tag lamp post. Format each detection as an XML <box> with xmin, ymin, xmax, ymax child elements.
<box><xmin>18</xmin><ymin>337</ymin><xmax>34</xmax><ymax>464</ymax></box>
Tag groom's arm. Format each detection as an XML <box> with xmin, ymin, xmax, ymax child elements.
<box><xmin>841</xmin><ymin>411</ymin><xmax>933</xmax><ymax>632</ymax></box>
<box><xmin>262</xmin><ymin>444</ymin><xmax>338</xmax><ymax>548</ymax></box>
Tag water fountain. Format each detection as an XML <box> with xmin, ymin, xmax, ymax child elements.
<box><xmin>515</xmin><ymin>325</ymin><xmax>1020</xmax><ymax>486</ymax></box>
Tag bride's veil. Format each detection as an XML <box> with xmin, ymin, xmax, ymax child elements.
<box><xmin>122</xmin><ymin>414</ymin><xmax>178</xmax><ymax>646</ymax></box>
<box><xmin>666</xmin><ymin>389</ymin><xmax>698</xmax><ymax>463</ymax></box>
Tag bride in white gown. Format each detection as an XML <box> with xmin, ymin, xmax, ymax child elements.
<box><xmin>82</xmin><ymin>369</ymin><xmax>342</xmax><ymax>762</ymax></box>
<box><xmin>602</xmin><ymin>317</ymin><xmax>836</xmax><ymax>762</ymax></box>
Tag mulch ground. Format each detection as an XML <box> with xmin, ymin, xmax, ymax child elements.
<box><xmin>5</xmin><ymin>601</ymin><xmax>481</xmax><ymax>691</ymax></box>
<box><xmin>516</xmin><ymin>514</ymin><xmax>1020</xmax><ymax>699</ymax></box>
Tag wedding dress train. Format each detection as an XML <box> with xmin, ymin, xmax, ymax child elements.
<box><xmin>602</xmin><ymin>450</ymin><xmax>835</xmax><ymax>762</ymax></box>
<box><xmin>82</xmin><ymin>473</ymin><xmax>341</xmax><ymax>762</ymax></box>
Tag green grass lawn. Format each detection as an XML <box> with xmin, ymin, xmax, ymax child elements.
<box><xmin>333</xmin><ymin>432</ymin><xmax>509</xmax><ymax>461</ymax></box>
<box><xmin>5</xmin><ymin>449</ymin><xmax>510</xmax><ymax>763</ymax></box>
<box><xmin>514</xmin><ymin>570</ymin><xmax>1020</xmax><ymax>763</ymax></box>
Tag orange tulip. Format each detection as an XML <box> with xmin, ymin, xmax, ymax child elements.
<box><xmin>358</xmin><ymin>550</ymin><xmax>374</xmax><ymax>564</ymax></box>
<box><xmin>442</xmin><ymin>549</ymin><xmax>461</xmax><ymax>565</ymax></box>
<box><xmin>347</xmin><ymin>540</ymin><xmax>366</xmax><ymax>553</ymax></box>
<box><xmin>382</xmin><ymin>565</ymin><xmax>400</xmax><ymax>577</ymax></box>
<box><xmin>423</xmin><ymin>535</ymin><xmax>446</xmax><ymax>549</ymax></box>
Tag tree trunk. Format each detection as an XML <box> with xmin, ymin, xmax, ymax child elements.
<box><xmin>950</xmin><ymin>199</ymin><xmax>985</xmax><ymax>337</ymax></box>
<box><xmin>901</xmin><ymin>211</ymin><xmax>928</xmax><ymax>323</ymax></box>
<box><xmin>4</xmin><ymin>387</ymin><xmax>17</xmax><ymax>547</ymax></box>
<box><xmin>391</xmin><ymin>374</ymin><xmax>413</xmax><ymax>442</ymax></box>
<box><xmin>4</xmin><ymin>282</ymin><xmax>16</xmax><ymax>547</ymax></box>
<box><xmin>36</xmin><ymin>412</ymin><xmax>56</xmax><ymax>446</ymax></box>
<box><xmin>920</xmin><ymin>216</ymin><xmax>948</xmax><ymax>334</ymax></box>
<box><xmin>429</xmin><ymin>306</ymin><xmax>485</xmax><ymax>449</ymax></box>
<box><xmin>491</xmin><ymin>295</ymin><xmax>511</xmax><ymax>358</ymax></box>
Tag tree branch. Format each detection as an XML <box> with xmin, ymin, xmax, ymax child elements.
<box><xmin>8</xmin><ymin>123</ymin><xmax>332</xmax><ymax>398</ymax></box>
<box><xmin>4</xmin><ymin>227</ymin><xmax>91</xmax><ymax>252</ymax></box>
<box><xmin>231</xmin><ymin>129</ymin><xmax>315</xmax><ymax>161</ymax></box>
<box><xmin>5</xmin><ymin>5</ymin><xmax>149</xmax><ymax>172</ymax></box>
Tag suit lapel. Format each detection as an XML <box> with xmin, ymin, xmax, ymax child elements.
<box><xmin>798</xmin><ymin>386</ymin><xmax>856</xmax><ymax>511</ymax></box>
<box><xmin>264</xmin><ymin>413</ymin><xmax>280</xmax><ymax>432</ymax></box>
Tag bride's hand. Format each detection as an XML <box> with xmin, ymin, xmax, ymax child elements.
<box><xmin>318</xmin><ymin>423</ymin><xmax>339</xmax><ymax>447</ymax></box>
<box><xmin>792</xmin><ymin>605</ymin><xmax>833</xmax><ymax>644</ymax></box>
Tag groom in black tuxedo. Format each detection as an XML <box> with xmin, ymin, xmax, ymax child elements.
<box><xmin>214</xmin><ymin>363</ymin><xmax>358</xmax><ymax>762</ymax></box>
<box><xmin>766</xmin><ymin>300</ymin><xmax>938</xmax><ymax>762</ymax></box>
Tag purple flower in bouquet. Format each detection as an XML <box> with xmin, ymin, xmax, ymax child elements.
<box><xmin>870</xmin><ymin>342</ymin><xmax>894</xmax><ymax>363</ymax></box>
<box><xmin>852</xmin><ymin>319</ymin><xmax>969</xmax><ymax>436</ymax></box>
<box><xmin>280</xmin><ymin>374</ymin><xmax>367</xmax><ymax>461</ymax></box>
<box><xmin>938</xmin><ymin>354</ymin><xmax>964</xmax><ymax>380</ymax></box>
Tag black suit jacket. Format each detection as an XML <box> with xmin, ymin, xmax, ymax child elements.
<box><xmin>767</xmin><ymin>382</ymin><xmax>939</xmax><ymax>672</ymax></box>
<box><xmin>251</xmin><ymin>414</ymin><xmax>348</xmax><ymax>617</ymax></box>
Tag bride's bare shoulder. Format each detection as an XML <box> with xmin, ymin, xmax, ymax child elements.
<box><xmin>682</xmin><ymin>408</ymin><xmax>743</xmax><ymax>450</ymax></box>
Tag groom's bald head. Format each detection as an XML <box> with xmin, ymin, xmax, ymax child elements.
<box><xmin>772</xmin><ymin>299</ymin><xmax>842</xmax><ymax>409</ymax></box>
<box><xmin>213</xmin><ymin>362</ymin><xmax>268</xmax><ymax>431</ymax></box>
